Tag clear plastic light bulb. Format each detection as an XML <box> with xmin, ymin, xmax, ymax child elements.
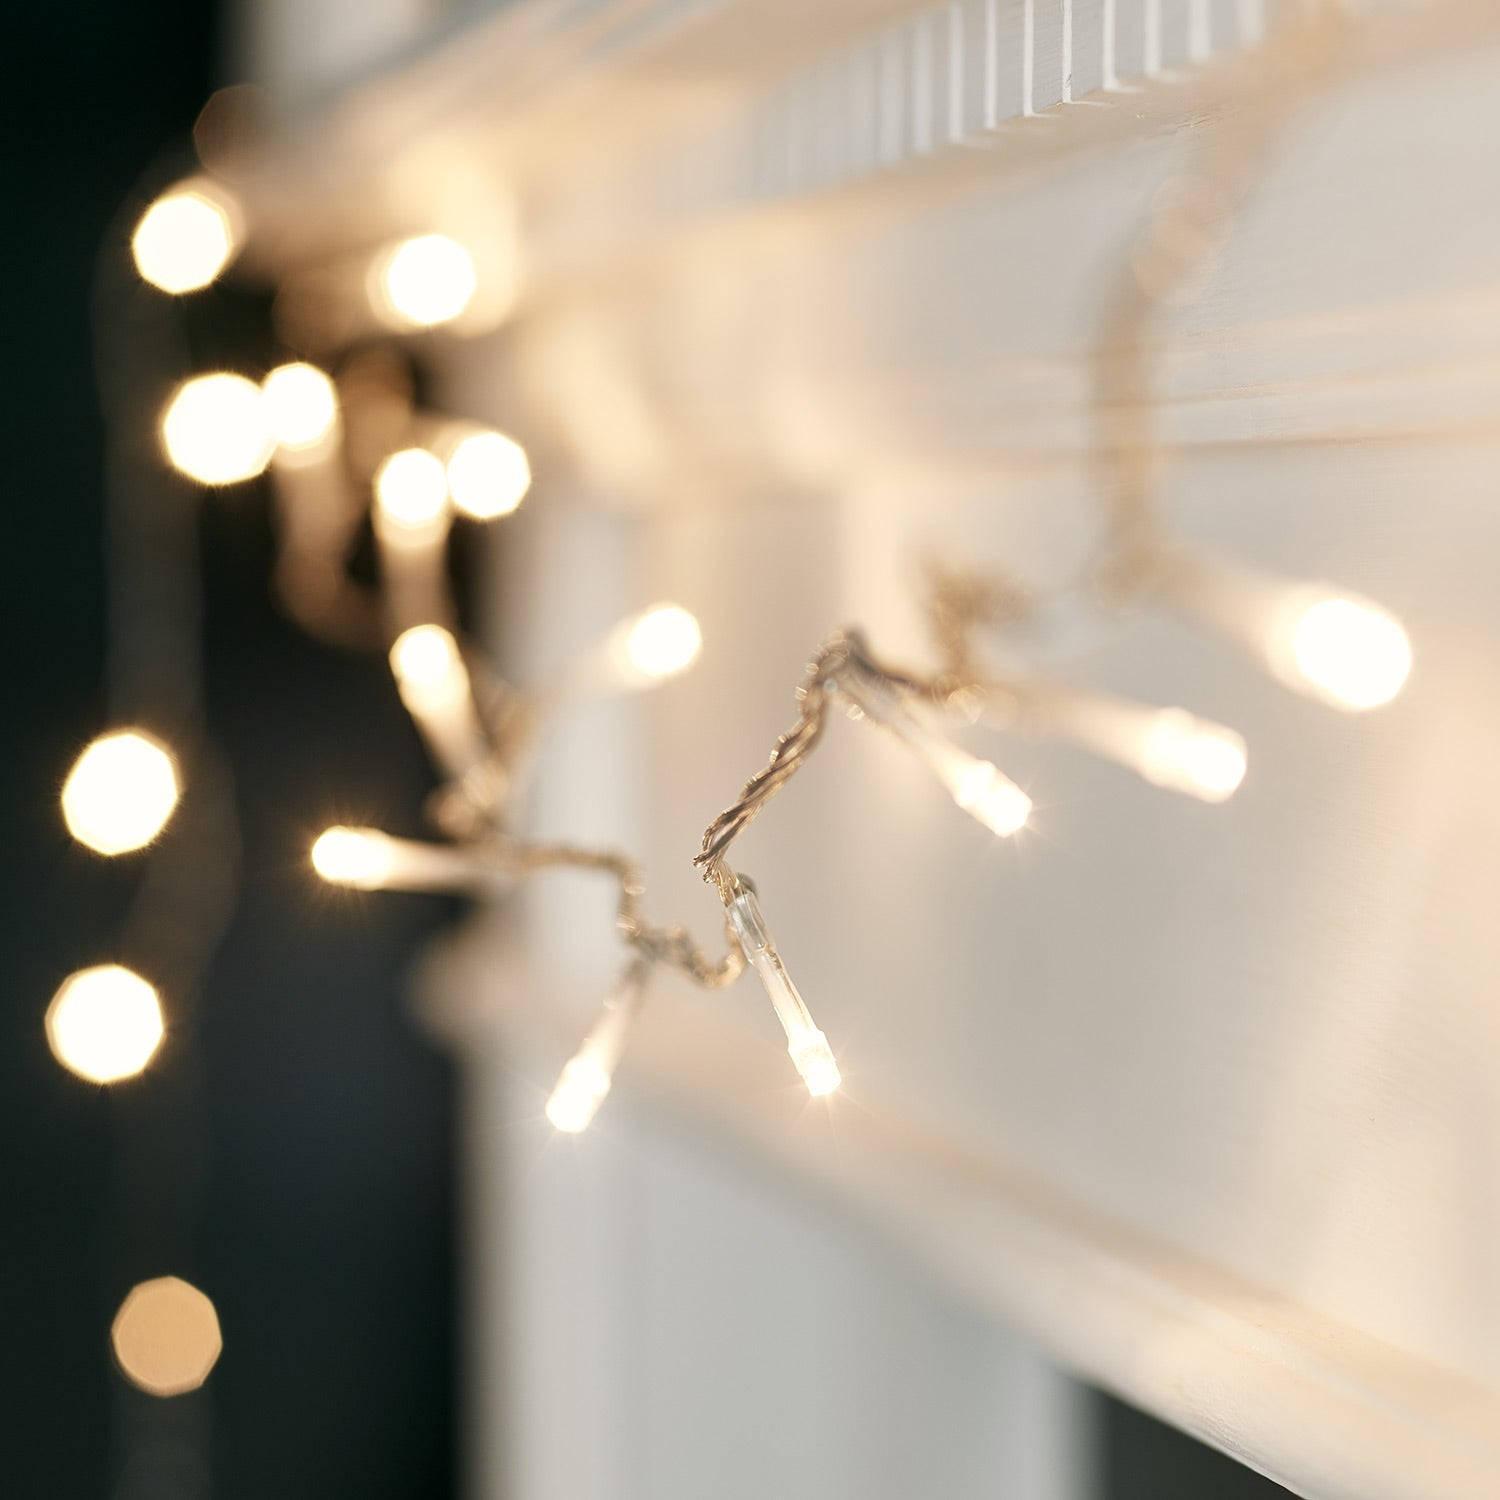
<box><xmin>1288</xmin><ymin>595</ymin><xmax>1412</xmax><ymax>711</ymax></box>
<box><xmin>260</xmin><ymin>362</ymin><xmax>339</xmax><ymax>452</ymax></box>
<box><xmin>546</xmin><ymin>962</ymin><xmax>649</xmax><ymax>1133</ymax></box>
<box><xmin>623</xmin><ymin>604</ymin><xmax>702</xmax><ymax>681</ymax></box>
<box><xmin>389</xmin><ymin>624</ymin><xmax>467</xmax><ymax>708</ymax></box>
<box><xmin>840</xmin><ymin>677</ymin><xmax>1030</xmax><ymax>836</ymax></box>
<box><xmin>160</xmin><ymin>373</ymin><xmax>274</xmax><ymax>485</ymax></box>
<box><xmin>1138</xmin><ymin>709</ymin><xmax>1247</xmax><ymax>802</ymax></box>
<box><xmin>445</xmin><ymin>430</ymin><xmax>530</xmax><ymax>519</ymax></box>
<box><xmin>61</xmin><ymin>729</ymin><xmax>179</xmax><ymax>855</ymax></box>
<box><xmin>46</xmin><ymin>964</ymin><xmax>164</xmax><ymax>1084</ymax></box>
<box><xmin>724</xmin><ymin>879</ymin><xmax>840</xmax><ymax>1097</ymax></box>
<box><xmin>131</xmin><ymin>184</ymin><xmax>238</xmax><ymax>293</ymax></box>
<box><xmin>374</xmin><ymin>235</ymin><xmax>477</xmax><ymax>328</ymax></box>
<box><xmin>311</xmin><ymin>826</ymin><xmax>397</xmax><ymax>889</ymax></box>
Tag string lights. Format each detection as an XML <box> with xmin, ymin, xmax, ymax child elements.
<box><xmin>50</xmin><ymin>4</ymin><xmax>1416</xmax><ymax>1458</ymax></box>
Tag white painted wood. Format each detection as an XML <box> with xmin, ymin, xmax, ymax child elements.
<box><xmin>247</xmin><ymin>0</ymin><xmax>1500</xmax><ymax>1495</ymax></box>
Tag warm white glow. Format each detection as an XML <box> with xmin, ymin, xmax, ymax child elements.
<box><xmin>111</xmin><ymin>1277</ymin><xmax>222</xmax><ymax>1397</ymax></box>
<box><xmin>389</xmin><ymin>624</ymin><xmax>467</xmax><ymax>706</ymax></box>
<box><xmin>131</xmin><ymin>187</ymin><xmax>237</xmax><ymax>293</ymax></box>
<box><xmin>311</xmin><ymin>826</ymin><xmax>397</xmax><ymax>889</ymax></box>
<box><xmin>1289</xmin><ymin>596</ymin><xmax>1412</xmax><ymax>711</ymax></box>
<box><xmin>46</xmin><ymin>965</ymin><xmax>164</xmax><ymax>1084</ymax></box>
<box><xmin>624</xmin><ymin>605</ymin><xmax>702</xmax><ymax>680</ymax></box>
<box><xmin>788</xmin><ymin>1029</ymin><xmax>842</xmax><ymax>1097</ymax></box>
<box><xmin>62</xmin><ymin>730</ymin><xmax>179</xmax><ymax>855</ymax></box>
<box><xmin>1139</xmin><ymin>711</ymin><xmax>1247</xmax><ymax>803</ymax></box>
<box><xmin>445</xmin><ymin>430</ymin><xmax>530</xmax><ymax>519</ymax></box>
<box><xmin>946</xmin><ymin>757</ymin><xmax>1032</xmax><ymax>836</ymax></box>
<box><xmin>161</xmin><ymin>373</ymin><xmax>273</xmax><ymax>484</ymax></box>
<box><xmin>374</xmin><ymin>448</ymin><xmax>448</xmax><ymax>532</ymax></box>
<box><xmin>375</xmin><ymin>235</ymin><xmax>477</xmax><ymax>328</ymax></box>
<box><xmin>725</xmin><ymin>881</ymin><xmax>841</xmax><ymax>1098</ymax></box>
<box><xmin>546</xmin><ymin>1055</ymin><xmax>613</xmax><ymax>1133</ymax></box>
<box><xmin>260</xmin><ymin>362</ymin><xmax>339</xmax><ymax>451</ymax></box>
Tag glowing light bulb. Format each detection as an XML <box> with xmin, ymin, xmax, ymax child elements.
<box><xmin>624</xmin><ymin>605</ymin><xmax>702</xmax><ymax>680</ymax></box>
<box><xmin>61</xmin><ymin>730</ymin><xmax>179</xmax><ymax>855</ymax></box>
<box><xmin>945</xmin><ymin>757</ymin><xmax>1033</xmax><ymax>836</ymax></box>
<box><xmin>546</xmin><ymin>963</ymin><xmax>649</xmax><ymax>1133</ymax></box>
<box><xmin>840</xmin><ymin>676</ymin><xmax>1030</xmax><ymax>837</ymax></box>
<box><xmin>445</xmin><ymin>430</ymin><xmax>530</xmax><ymax>519</ymax></box>
<box><xmin>111</xmin><ymin>1277</ymin><xmax>222</xmax><ymax>1397</ymax></box>
<box><xmin>389</xmin><ymin>624</ymin><xmax>466</xmax><ymax>707</ymax></box>
<box><xmin>724</xmin><ymin>878</ymin><xmax>841</xmax><ymax>1097</ymax></box>
<box><xmin>260</xmin><ymin>362</ymin><xmax>339</xmax><ymax>452</ymax></box>
<box><xmin>1139</xmin><ymin>710</ymin><xmax>1247</xmax><ymax>802</ymax></box>
<box><xmin>1289</xmin><ymin>595</ymin><xmax>1411</xmax><ymax>711</ymax></box>
<box><xmin>375</xmin><ymin>235</ymin><xmax>477</xmax><ymax>328</ymax></box>
<box><xmin>311</xmin><ymin>826</ymin><xmax>397</xmax><ymax>889</ymax></box>
<box><xmin>374</xmin><ymin>448</ymin><xmax>448</xmax><ymax>533</ymax></box>
<box><xmin>161</xmin><ymin>373</ymin><xmax>274</xmax><ymax>484</ymax></box>
<box><xmin>46</xmin><ymin>964</ymin><xmax>164</xmax><ymax>1084</ymax></box>
<box><xmin>131</xmin><ymin>185</ymin><xmax>237</xmax><ymax>293</ymax></box>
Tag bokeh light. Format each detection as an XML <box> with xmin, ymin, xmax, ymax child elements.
<box><xmin>46</xmin><ymin>965</ymin><xmax>164</xmax><ymax>1084</ymax></box>
<box><xmin>62</xmin><ymin>730</ymin><xmax>179</xmax><ymax>855</ymax></box>
<box><xmin>111</xmin><ymin>1277</ymin><xmax>222</xmax><ymax>1397</ymax></box>
<box><xmin>1290</xmin><ymin>596</ymin><xmax>1412</xmax><ymax>710</ymax></box>
<box><xmin>445</xmin><ymin>430</ymin><xmax>530</xmax><ymax>519</ymax></box>
<box><xmin>374</xmin><ymin>235</ymin><xmax>477</xmax><ymax>328</ymax></box>
<box><xmin>260</xmin><ymin>362</ymin><xmax>339</xmax><ymax>452</ymax></box>
<box><xmin>373</xmin><ymin>448</ymin><xmax>448</xmax><ymax>532</ymax></box>
<box><xmin>161</xmin><ymin>373</ymin><xmax>274</xmax><ymax>484</ymax></box>
<box><xmin>131</xmin><ymin>185</ymin><xmax>238</xmax><ymax>294</ymax></box>
<box><xmin>623</xmin><ymin>605</ymin><xmax>702</xmax><ymax>680</ymax></box>
<box><xmin>389</xmin><ymin>624</ymin><xmax>467</xmax><ymax>708</ymax></box>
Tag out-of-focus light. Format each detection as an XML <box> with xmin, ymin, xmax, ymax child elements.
<box><xmin>131</xmin><ymin>186</ymin><xmax>237</xmax><ymax>294</ymax></box>
<box><xmin>111</xmin><ymin>1277</ymin><xmax>222</xmax><ymax>1397</ymax></box>
<box><xmin>46</xmin><ymin>965</ymin><xmax>164</xmax><ymax>1084</ymax></box>
<box><xmin>389</xmin><ymin>624</ymin><xmax>467</xmax><ymax>708</ymax></box>
<box><xmin>375</xmin><ymin>235</ymin><xmax>477</xmax><ymax>328</ymax></box>
<box><xmin>623</xmin><ymin>605</ymin><xmax>702</xmax><ymax>680</ymax></box>
<box><xmin>1288</xmin><ymin>596</ymin><xmax>1411</xmax><ymax>711</ymax></box>
<box><xmin>161</xmin><ymin>373</ymin><xmax>273</xmax><ymax>484</ymax></box>
<box><xmin>1138</xmin><ymin>710</ymin><xmax>1247</xmax><ymax>803</ymax></box>
<box><xmin>374</xmin><ymin>448</ymin><xmax>448</xmax><ymax>532</ymax></box>
<box><xmin>945</xmin><ymin>757</ymin><xmax>1032</xmax><ymax>836</ymax></box>
<box><xmin>260</xmin><ymin>362</ymin><xmax>339</xmax><ymax>452</ymax></box>
<box><xmin>546</xmin><ymin>1054</ymin><xmax>614</xmax><ymax>1133</ymax></box>
<box><xmin>445</xmin><ymin>430</ymin><xmax>530</xmax><ymax>519</ymax></box>
<box><xmin>62</xmin><ymin>730</ymin><xmax>179</xmax><ymax>855</ymax></box>
<box><xmin>311</xmin><ymin>826</ymin><xmax>396</xmax><ymax>889</ymax></box>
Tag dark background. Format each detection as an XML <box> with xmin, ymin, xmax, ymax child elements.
<box><xmin>2</xmin><ymin>3</ymin><xmax>1289</xmax><ymax>1497</ymax></box>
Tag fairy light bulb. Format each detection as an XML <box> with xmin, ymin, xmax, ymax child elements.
<box><xmin>311</xmin><ymin>826</ymin><xmax>397</xmax><ymax>889</ymax></box>
<box><xmin>623</xmin><ymin>605</ymin><xmax>702</xmax><ymax>681</ymax></box>
<box><xmin>374</xmin><ymin>448</ymin><xmax>449</xmax><ymax>534</ymax></box>
<box><xmin>1139</xmin><ymin>710</ymin><xmax>1247</xmax><ymax>802</ymax></box>
<box><xmin>390</xmin><ymin>624</ymin><xmax>466</xmax><ymax>708</ymax></box>
<box><xmin>840</xmin><ymin>677</ymin><xmax>1030</xmax><ymax>837</ymax></box>
<box><xmin>161</xmin><ymin>373</ymin><xmax>274</xmax><ymax>484</ymax></box>
<box><xmin>131</xmin><ymin>184</ymin><xmax>237</xmax><ymax>293</ymax></box>
<box><xmin>375</xmin><ymin>235</ymin><xmax>477</xmax><ymax>328</ymax></box>
<box><xmin>723</xmin><ymin>878</ymin><xmax>840</xmax><ymax>1097</ymax></box>
<box><xmin>445</xmin><ymin>430</ymin><xmax>531</xmax><ymax>520</ymax></box>
<box><xmin>111</xmin><ymin>1277</ymin><xmax>222</xmax><ymax>1396</ymax></box>
<box><xmin>62</xmin><ymin>730</ymin><xmax>179</xmax><ymax>855</ymax></box>
<box><xmin>260</xmin><ymin>362</ymin><xmax>339</xmax><ymax>452</ymax></box>
<box><xmin>546</xmin><ymin>962</ymin><xmax>649</xmax><ymax>1133</ymax></box>
<box><xmin>1287</xmin><ymin>595</ymin><xmax>1411</xmax><ymax>711</ymax></box>
<box><xmin>46</xmin><ymin>965</ymin><xmax>164</xmax><ymax>1084</ymax></box>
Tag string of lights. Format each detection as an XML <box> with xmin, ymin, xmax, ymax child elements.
<box><xmin>48</xmin><ymin>0</ymin><xmax>1413</xmax><ymax>1445</ymax></box>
